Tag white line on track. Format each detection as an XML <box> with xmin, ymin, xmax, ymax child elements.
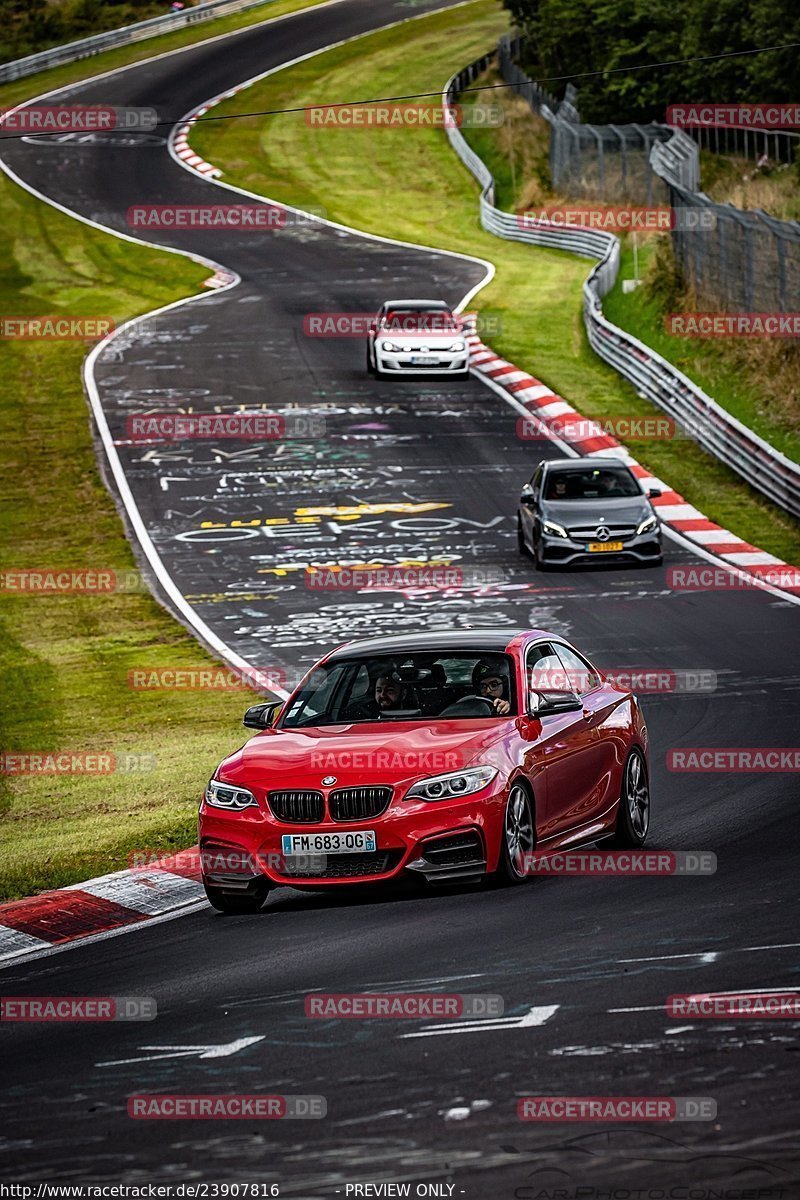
<box><xmin>618</xmin><ymin>942</ymin><xmax>800</xmax><ymax>964</ymax></box>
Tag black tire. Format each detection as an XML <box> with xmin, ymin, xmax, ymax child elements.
<box><xmin>533</xmin><ymin>536</ymin><xmax>549</xmax><ymax>571</ymax></box>
<box><xmin>517</xmin><ymin>515</ymin><xmax>529</xmax><ymax>557</ymax></box>
<box><xmin>203</xmin><ymin>883</ymin><xmax>267</xmax><ymax>914</ymax></box>
<box><xmin>494</xmin><ymin>783</ymin><xmax>535</xmax><ymax>885</ymax></box>
<box><xmin>366</xmin><ymin>345</ymin><xmax>376</xmax><ymax>377</ymax></box>
<box><xmin>456</xmin><ymin>369</ymin><xmax>470</xmax><ymax>381</ymax></box>
<box><xmin>606</xmin><ymin>748</ymin><xmax>650</xmax><ymax>848</ymax></box>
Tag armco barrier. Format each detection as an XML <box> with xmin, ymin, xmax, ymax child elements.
<box><xmin>444</xmin><ymin>58</ymin><xmax>800</xmax><ymax>520</ymax></box>
<box><xmin>0</xmin><ymin>0</ymin><xmax>279</xmax><ymax>84</ymax></box>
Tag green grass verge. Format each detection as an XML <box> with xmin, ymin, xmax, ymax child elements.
<box><xmin>0</xmin><ymin>0</ymin><xmax>332</xmax><ymax>111</ymax></box>
<box><xmin>603</xmin><ymin>239</ymin><xmax>800</xmax><ymax>464</ymax></box>
<box><xmin>0</xmin><ymin>0</ymin><xmax>336</xmax><ymax>901</ymax></box>
<box><xmin>0</xmin><ymin>176</ymin><xmax>252</xmax><ymax>902</ymax></box>
<box><xmin>191</xmin><ymin>0</ymin><xmax>800</xmax><ymax>564</ymax></box>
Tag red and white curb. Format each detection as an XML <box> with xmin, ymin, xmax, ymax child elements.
<box><xmin>0</xmin><ymin>849</ymin><xmax>205</xmax><ymax>964</ymax></box>
<box><xmin>463</xmin><ymin>318</ymin><xmax>800</xmax><ymax>596</ymax></box>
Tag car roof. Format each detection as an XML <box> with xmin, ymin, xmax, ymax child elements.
<box><xmin>380</xmin><ymin>299</ymin><xmax>452</xmax><ymax>309</ymax></box>
<box><xmin>327</xmin><ymin>629</ymin><xmax>541</xmax><ymax>658</ymax></box>
<box><xmin>544</xmin><ymin>457</ymin><xmax>632</xmax><ymax>471</ymax></box>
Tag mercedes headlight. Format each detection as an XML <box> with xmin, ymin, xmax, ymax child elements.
<box><xmin>406</xmin><ymin>766</ymin><xmax>498</xmax><ymax>802</ymax></box>
<box><xmin>542</xmin><ymin>520</ymin><xmax>568</xmax><ymax>539</ymax></box>
<box><xmin>204</xmin><ymin>779</ymin><xmax>258</xmax><ymax>811</ymax></box>
<box><xmin>636</xmin><ymin>514</ymin><xmax>658</xmax><ymax>535</ymax></box>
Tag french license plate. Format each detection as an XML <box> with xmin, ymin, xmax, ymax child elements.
<box><xmin>587</xmin><ymin>541</ymin><xmax>624</xmax><ymax>552</ymax></box>
<box><xmin>410</xmin><ymin>355</ymin><xmax>438</xmax><ymax>365</ymax></box>
<box><xmin>281</xmin><ymin>830</ymin><xmax>376</xmax><ymax>855</ymax></box>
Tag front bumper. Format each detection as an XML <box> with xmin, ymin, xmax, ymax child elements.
<box><xmin>538</xmin><ymin>530</ymin><xmax>662</xmax><ymax>566</ymax></box>
<box><xmin>374</xmin><ymin>350</ymin><xmax>469</xmax><ymax>375</ymax></box>
<box><xmin>198</xmin><ymin>778</ymin><xmax>505</xmax><ymax>890</ymax></box>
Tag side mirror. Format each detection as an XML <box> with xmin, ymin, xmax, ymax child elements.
<box><xmin>243</xmin><ymin>701</ymin><xmax>282</xmax><ymax>730</ymax></box>
<box><xmin>529</xmin><ymin>690</ymin><xmax>583</xmax><ymax>717</ymax></box>
<box><xmin>520</xmin><ymin>484</ymin><xmax>536</xmax><ymax>506</ymax></box>
<box><xmin>648</xmin><ymin>487</ymin><xmax>662</xmax><ymax>498</ymax></box>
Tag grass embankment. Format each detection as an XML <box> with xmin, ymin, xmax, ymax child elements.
<box><xmin>191</xmin><ymin>1</ymin><xmax>800</xmax><ymax>563</ymax></box>
<box><xmin>0</xmin><ymin>164</ymin><xmax>245</xmax><ymax>901</ymax></box>
<box><xmin>0</xmin><ymin>0</ymin><xmax>337</xmax><ymax>900</ymax></box>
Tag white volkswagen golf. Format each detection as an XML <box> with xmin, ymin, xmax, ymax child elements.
<box><xmin>366</xmin><ymin>299</ymin><xmax>470</xmax><ymax>380</ymax></box>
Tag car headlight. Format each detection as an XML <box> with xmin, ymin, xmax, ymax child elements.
<box><xmin>447</xmin><ymin>340</ymin><xmax>466</xmax><ymax>352</ymax></box>
<box><xmin>381</xmin><ymin>340</ymin><xmax>402</xmax><ymax>352</ymax></box>
<box><xmin>542</xmin><ymin>520</ymin><xmax>568</xmax><ymax>539</ymax></box>
<box><xmin>204</xmin><ymin>779</ymin><xmax>258</xmax><ymax>810</ymax></box>
<box><xmin>636</xmin><ymin>514</ymin><xmax>658</xmax><ymax>535</ymax></box>
<box><xmin>406</xmin><ymin>765</ymin><xmax>498</xmax><ymax>802</ymax></box>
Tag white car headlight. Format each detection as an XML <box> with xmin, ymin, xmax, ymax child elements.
<box><xmin>204</xmin><ymin>779</ymin><xmax>258</xmax><ymax>810</ymax></box>
<box><xmin>381</xmin><ymin>340</ymin><xmax>402</xmax><ymax>352</ymax></box>
<box><xmin>406</xmin><ymin>766</ymin><xmax>497</xmax><ymax>802</ymax></box>
<box><xmin>447</xmin><ymin>340</ymin><xmax>466</xmax><ymax>352</ymax></box>
<box><xmin>542</xmin><ymin>520</ymin><xmax>568</xmax><ymax>539</ymax></box>
<box><xmin>636</xmin><ymin>514</ymin><xmax>658</xmax><ymax>535</ymax></box>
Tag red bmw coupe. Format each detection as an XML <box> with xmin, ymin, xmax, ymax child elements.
<box><xmin>198</xmin><ymin>629</ymin><xmax>651</xmax><ymax>912</ymax></box>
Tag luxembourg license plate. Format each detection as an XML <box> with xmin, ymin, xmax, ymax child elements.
<box><xmin>410</xmin><ymin>355</ymin><xmax>438</xmax><ymax>365</ymax></box>
<box><xmin>587</xmin><ymin>541</ymin><xmax>624</xmax><ymax>552</ymax></box>
<box><xmin>281</xmin><ymin>830</ymin><xmax>376</xmax><ymax>855</ymax></box>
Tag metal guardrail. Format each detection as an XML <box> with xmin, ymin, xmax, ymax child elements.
<box><xmin>0</xmin><ymin>0</ymin><xmax>278</xmax><ymax>84</ymax></box>
<box><xmin>444</xmin><ymin>59</ymin><xmax>800</xmax><ymax>520</ymax></box>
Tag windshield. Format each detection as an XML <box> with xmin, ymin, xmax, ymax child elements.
<box><xmin>280</xmin><ymin>652</ymin><xmax>516</xmax><ymax>728</ymax></box>
<box><xmin>544</xmin><ymin>467</ymin><xmax>641</xmax><ymax>500</ymax></box>
<box><xmin>382</xmin><ymin>309</ymin><xmax>459</xmax><ymax>334</ymax></box>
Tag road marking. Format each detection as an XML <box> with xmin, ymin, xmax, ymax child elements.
<box><xmin>399</xmin><ymin>1004</ymin><xmax>558</xmax><ymax>1039</ymax></box>
<box><xmin>97</xmin><ymin>1035</ymin><xmax>265</xmax><ymax>1066</ymax></box>
<box><xmin>618</xmin><ymin>942</ymin><xmax>800</xmax><ymax>964</ymax></box>
<box><xmin>610</xmin><ymin>986</ymin><xmax>800</xmax><ymax>1013</ymax></box>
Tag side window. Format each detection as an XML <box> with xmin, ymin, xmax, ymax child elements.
<box><xmin>531</xmin><ymin>464</ymin><xmax>543</xmax><ymax>497</ymax></box>
<box><xmin>554</xmin><ymin>644</ymin><xmax>601</xmax><ymax>695</ymax></box>
<box><xmin>526</xmin><ymin>642</ymin><xmax>570</xmax><ymax>697</ymax></box>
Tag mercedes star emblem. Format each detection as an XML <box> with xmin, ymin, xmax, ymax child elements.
<box><xmin>596</xmin><ymin>526</ymin><xmax>611</xmax><ymax>542</ymax></box>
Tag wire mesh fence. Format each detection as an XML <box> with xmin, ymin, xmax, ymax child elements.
<box><xmin>498</xmin><ymin>35</ymin><xmax>800</xmax><ymax>315</ymax></box>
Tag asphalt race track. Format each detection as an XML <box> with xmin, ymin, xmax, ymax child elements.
<box><xmin>1</xmin><ymin>0</ymin><xmax>799</xmax><ymax>1193</ymax></box>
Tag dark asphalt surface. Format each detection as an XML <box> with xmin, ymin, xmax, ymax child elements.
<box><xmin>1</xmin><ymin>0</ymin><xmax>799</xmax><ymax>1193</ymax></box>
